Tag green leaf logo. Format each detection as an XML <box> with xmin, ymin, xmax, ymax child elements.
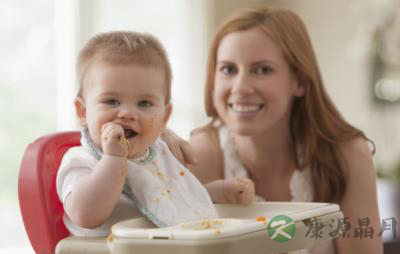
<box><xmin>267</xmin><ymin>215</ymin><xmax>296</xmax><ymax>243</ymax></box>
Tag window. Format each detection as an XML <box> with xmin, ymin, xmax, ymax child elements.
<box><xmin>0</xmin><ymin>0</ymin><xmax>55</xmax><ymax>252</ymax></box>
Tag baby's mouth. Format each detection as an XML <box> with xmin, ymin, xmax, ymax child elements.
<box><xmin>124</xmin><ymin>128</ymin><xmax>138</xmax><ymax>139</ymax></box>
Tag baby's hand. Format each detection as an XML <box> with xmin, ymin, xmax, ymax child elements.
<box><xmin>224</xmin><ymin>178</ymin><xmax>255</xmax><ymax>205</ymax></box>
<box><xmin>101</xmin><ymin>122</ymin><xmax>130</xmax><ymax>158</ymax></box>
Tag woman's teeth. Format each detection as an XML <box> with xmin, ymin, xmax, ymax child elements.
<box><xmin>230</xmin><ymin>103</ymin><xmax>262</xmax><ymax>113</ymax></box>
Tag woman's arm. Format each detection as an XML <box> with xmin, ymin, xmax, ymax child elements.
<box><xmin>336</xmin><ymin>137</ymin><xmax>383</xmax><ymax>254</ymax></box>
<box><xmin>190</xmin><ymin>128</ymin><xmax>255</xmax><ymax>204</ymax></box>
<box><xmin>188</xmin><ymin>127</ymin><xmax>223</xmax><ymax>184</ymax></box>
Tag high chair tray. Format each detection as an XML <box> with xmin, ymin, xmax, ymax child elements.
<box><xmin>56</xmin><ymin>202</ymin><xmax>343</xmax><ymax>254</ymax></box>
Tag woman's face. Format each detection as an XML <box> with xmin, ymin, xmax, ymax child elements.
<box><xmin>213</xmin><ymin>27</ymin><xmax>304</xmax><ymax>136</ymax></box>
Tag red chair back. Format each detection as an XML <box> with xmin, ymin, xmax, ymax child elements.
<box><xmin>18</xmin><ymin>131</ymin><xmax>80</xmax><ymax>254</ymax></box>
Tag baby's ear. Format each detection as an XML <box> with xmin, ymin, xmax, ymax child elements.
<box><xmin>74</xmin><ymin>97</ymin><xmax>87</xmax><ymax>126</ymax></box>
<box><xmin>162</xmin><ymin>103</ymin><xmax>172</xmax><ymax>127</ymax></box>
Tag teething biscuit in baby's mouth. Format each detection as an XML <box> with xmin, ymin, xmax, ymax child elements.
<box><xmin>119</xmin><ymin>135</ymin><xmax>127</xmax><ymax>145</ymax></box>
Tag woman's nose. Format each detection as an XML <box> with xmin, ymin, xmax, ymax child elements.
<box><xmin>231</xmin><ymin>73</ymin><xmax>255</xmax><ymax>95</ymax></box>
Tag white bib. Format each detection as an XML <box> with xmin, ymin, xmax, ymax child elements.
<box><xmin>81</xmin><ymin>128</ymin><xmax>217</xmax><ymax>227</ymax></box>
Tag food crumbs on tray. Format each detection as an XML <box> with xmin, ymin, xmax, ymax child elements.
<box><xmin>256</xmin><ymin>216</ymin><xmax>267</xmax><ymax>222</ymax></box>
<box><xmin>107</xmin><ymin>234</ymin><xmax>113</xmax><ymax>242</ymax></box>
<box><xmin>201</xmin><ymin>219</ymin><xmax>213</xmax><ymax>229</ymax></box>
<box><xmin>200</xmin><ymin>219</ymin><xmax>224</xmax><ymax>229</ymax></box>
<box><xmin>179</xmin><ymin>171</ymin><xmax>185</xmax><ymax>176</ymax></box>
<box><xmin>214</xmin><ymin>220</ymin><xmax>223</xmax><ymax>225</ymax></box>
<box><xmin>215</xmin><ymin>229</ymin><xmax>221</xmax><ymax>236</ymax></box>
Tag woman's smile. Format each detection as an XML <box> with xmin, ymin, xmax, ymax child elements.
<box><xmin>228</xmin><ymin>102</ymin><xmax>265</xmax><ymax>116</ymax></box>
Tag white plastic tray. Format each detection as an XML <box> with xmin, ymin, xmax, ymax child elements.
<box><xmin>108</xmin><ymin>202</ymin><xmax>343</xmax><ymax>254</ymax></box>
<box><xmin>56</xmin><ymin>202</ymin><xmax>343</xmax><ymax>254</ymax></box>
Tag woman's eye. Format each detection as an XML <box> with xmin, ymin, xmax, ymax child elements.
<box><xmin>138</xmin><ymin>100</ymin><xmax>153</xmax><ymax>108</ymax></box>
<box><xmin>103</xmin><ymin>99</ymin><xmax>120</xmax><ymax>106</ymax></box>
<box><xmin>220</xmin><ymin>65</ymin><xmax>237</xmax><ymax>74</ymax></box>
<box><xmin>253</xmin><ymin>66</ymin><xmax>273</xmax><ymax>75</ymax></box>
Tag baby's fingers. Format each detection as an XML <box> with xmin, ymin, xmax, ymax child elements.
<box><xmin>101</xmin><ymin>122</ymin><xmax>129</xmax><ymax>157</ymax></box>
<box><xmin>235</xmin><ymin>178</ymin><xmax>255</xmax><ymax>205</ymax></box>
<box><xmin>102</xmin><ymin>123</ymin><xmax>124</xmax><ymax>142</ymax></box>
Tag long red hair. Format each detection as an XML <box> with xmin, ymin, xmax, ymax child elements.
<box><xmin>204</xmin><ymin>7</ymin><xmax>369</xmax><ymax>202</ymax></box>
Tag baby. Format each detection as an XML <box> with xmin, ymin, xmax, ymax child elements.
<box><xmin>56</xmin><ymin>31</ymin><xmax>254</xmax><ymax>237</ymax></box>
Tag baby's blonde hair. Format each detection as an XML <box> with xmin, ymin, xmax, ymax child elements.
<box><xmin>76</xmin><ymin>31</ymin><xmax>172</xmax><ymax>103</ymax></box>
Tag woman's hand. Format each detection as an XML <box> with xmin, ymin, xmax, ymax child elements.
<box><xmin>160</xmin><ymin>128</ymin><xmax>197</xmax><ymax>166</ymax></box>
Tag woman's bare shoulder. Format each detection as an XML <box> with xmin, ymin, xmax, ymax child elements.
<box><xmin>189</xmin><ymin>123</ymin><xmax>223</xmax><ymax>183</ymax></box>
<box><xmin>340</xmin><ymin>136</ymin><xmax>374</xmax><ymax>172</ymax></box>
<box><xmin>336</xmin><ymin>138</ymin><xmax>383</xmax><ymax>253</ymax></box>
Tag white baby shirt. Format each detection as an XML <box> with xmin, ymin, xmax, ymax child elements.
<box><xmin>56</xmin><ymin>130</ymin><xmax>217</xmax><ymax>236</ymax></box>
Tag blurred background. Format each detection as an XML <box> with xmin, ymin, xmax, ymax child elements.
<box><xmin>1</xmin><ymin>0</ymin><xmax>399</xmax><ymax>252</ymax></box>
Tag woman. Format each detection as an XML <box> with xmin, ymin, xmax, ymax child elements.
<box><xmin>170</xmin><ymin>6</ymin><xmax>383</xmax><ymax>254</ymax></box>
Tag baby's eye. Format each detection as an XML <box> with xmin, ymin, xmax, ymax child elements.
<box><xmin>252</xmin><ymin>66</ymin><xmax>273</xmax><ymax>75</ymax></box>
<box><xmin>137</xmin><ymin>100</ymin><xmax>153</xmax><ymax>108</ymax></box>
<box><xmin>103</xmin><ymin>99</ymin><xmax>120</xmax><ymax>106</ymax></box>
<box><xmin>219</xmin><ymin>65</ymin><xmax>237</xmax><ymax>74</ymax></box>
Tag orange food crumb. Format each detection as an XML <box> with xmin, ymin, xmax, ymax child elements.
<box><xmin>107</xmin><ymin>234</ymin><xmax>113</xmax><ymax>241</ymax></box>
<box><xmin>256</xmin><ymin>216</ymin><xmax>267</xmax><ymax>222</ymax></box>
<box><xmin>201</xmin><ymin>220</ymin><xmax>213</xmax><ymax>229</ymax></box>
<box><xmin>179</xmin><ymin>171</ymin><xmax>185</xmax><ymax>176</ymax></box>
<box><xmin>156</xmin><ymin>171</ymin><xmax>165</xmax><ymax>180</ymax></box>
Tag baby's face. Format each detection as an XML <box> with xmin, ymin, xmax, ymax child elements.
<box><xmin>77</xmin><ymin>62</ymin><xmax>171</xmax><ymax>158</ymax></box>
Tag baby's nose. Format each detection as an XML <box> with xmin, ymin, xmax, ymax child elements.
<box><xmin>118</xmin><ymin>107</ymin><xmax>137</xmax><ymax>120</ymax></box>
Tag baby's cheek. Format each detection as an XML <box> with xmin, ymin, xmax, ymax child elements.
<box><xmin>142</xmin><ymin>115</ymin><xmax>164</xmax><ymax>132</ymax></box>
<box><xmin>89</xmin><ymin>125</ymin><xmax>101</xmax><ymax>146</ymax></box>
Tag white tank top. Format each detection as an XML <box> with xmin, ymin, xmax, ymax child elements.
<box><xmin>216</xmin><ymin>122</ymin><xmax>336</xmax><ymax>254</ymax></box>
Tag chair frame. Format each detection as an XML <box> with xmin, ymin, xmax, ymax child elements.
<box><xmin>18</xmin><ymin>131</ymin><xmax>81</xmax><ymax>254</ymax></box>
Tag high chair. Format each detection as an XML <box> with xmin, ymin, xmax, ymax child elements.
<box><xmin>18</xmin><ymin>131</ymin><xmax>80</xmax><ymax>254</ymax></box>
<box><xmin>19</xmin><ymin>132</ymin><xmax>344</xmax><ymax>254</ymax></box>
